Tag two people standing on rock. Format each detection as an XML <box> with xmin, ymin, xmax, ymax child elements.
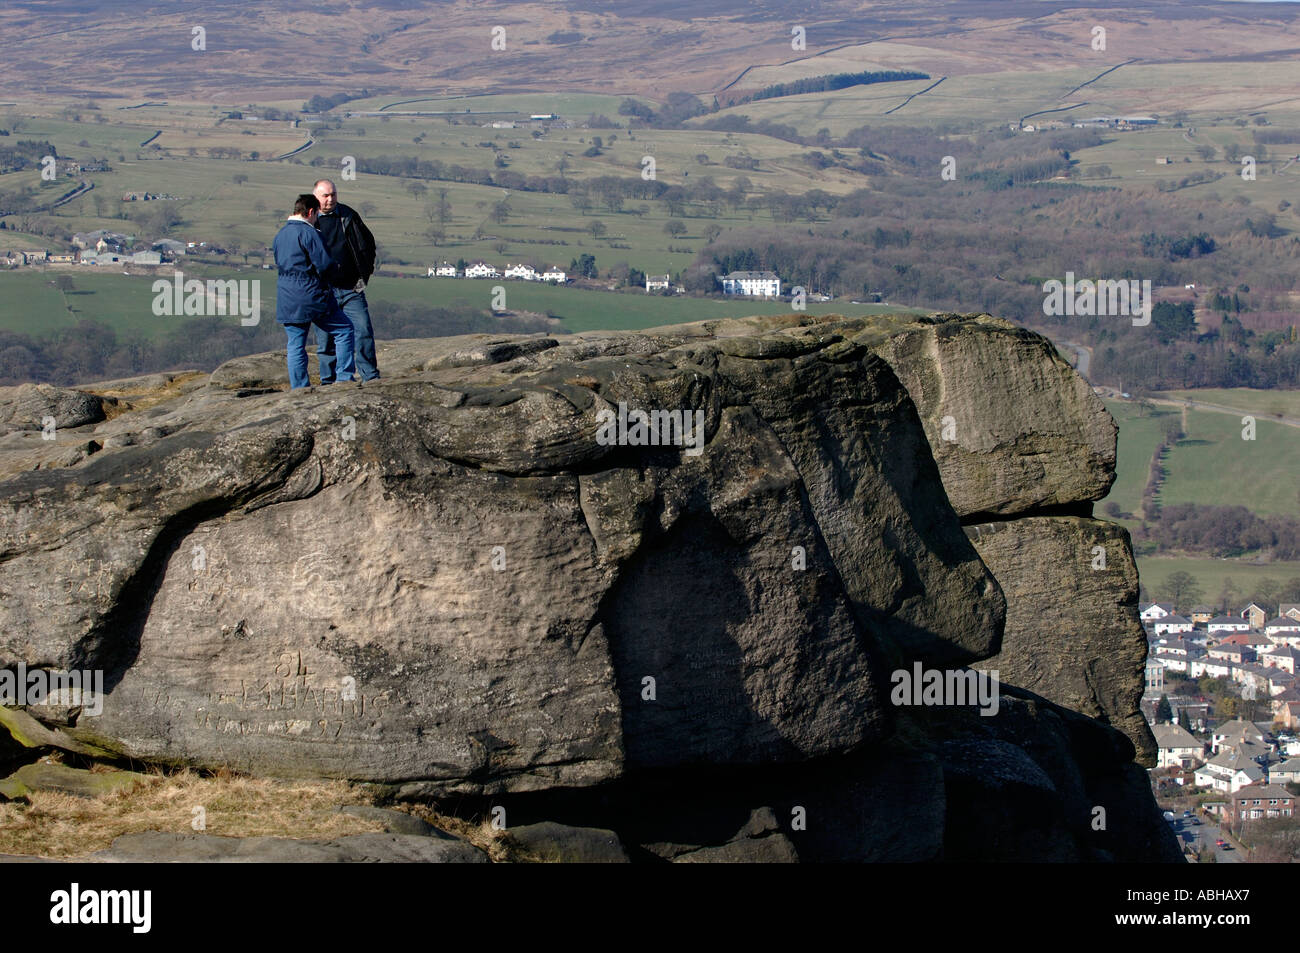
<box><xmin>273</xmin><ymin>193</ymin><xmax>356</xmax><ymax>389</ymax></box>
<box><xmin>271</xmin><ymin>181</ymin><xmax>380</xmax><ymax>389</ymax></box>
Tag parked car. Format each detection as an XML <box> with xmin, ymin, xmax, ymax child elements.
<box><xmin>1215</xmin><ymin>838</ymin><xmax>1227</xmax><ymax>847</ymax></box>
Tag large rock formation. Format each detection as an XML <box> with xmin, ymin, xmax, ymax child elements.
<box><xmin>858</xmin><ymin>316</ymin><xmax>1151</xmax><ymax>762</ymax></box>
<box><xmin>0</xmin><ymin>312</ymin><xmax>1174</xmax><ymax>861</ymax></box>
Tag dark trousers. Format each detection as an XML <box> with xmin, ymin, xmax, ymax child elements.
<box><xmin>317</xmin><ymin>287</ymin><xmax>379</xmax><ymax>381</ymax></box>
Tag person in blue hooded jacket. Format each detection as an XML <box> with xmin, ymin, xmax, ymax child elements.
<box><xmin>272</xmin><ymin>193</ymin><xmax>356</xmax><ymax>389</ymax></box>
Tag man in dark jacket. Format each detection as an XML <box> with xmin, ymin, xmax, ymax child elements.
<box><xmin>312</xmin><ymin>179</ymin><xmax>380</xmax><ymax>381</ymax></box>
<box><xmin>272</xmin><ymin>193</ymin><xmax>356</xmax><ymax>389</ymax></box>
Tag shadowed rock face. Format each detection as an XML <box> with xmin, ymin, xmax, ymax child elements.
<box><xmin>0</xmin><ymin>312</ymin><xmax>1173</xmax><ymax>860</ymax></box>
<box><xmin>967</xmin><ymin>516</ymin><xmax>1153</xmax><ymax>763</ymax></box>
<box><xmin>656</xmin><ymin>311</ymin><xmax>1153</xmax><ymax>762</ymax></box>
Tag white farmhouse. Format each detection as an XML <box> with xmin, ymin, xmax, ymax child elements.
<box><xmin>429</xmin><ymin>262</ymin><xmax>459</xmax><ymax>277</ymax></box>
<box><xmin>646</xmin><ymin>274</ymin><xmax>670</xmax><ymax>292</ymax></box>
<box><xmin>721</xmin><ymin>270</ymin><xmax>781</xmax><ymax>298</ymax></box>
<box><xmin>541</xmin><ymin>267</ymin><xmax>566</xmax><ymax>283</ymax></box>
<box><xmin>503</xmin><ymin>263</ymin><xmax>538</xmax><ymax>280</ymax></box>
<box><xmin>465</xmin><ymin>262</ymin><xmax>500</xmax><ymax>279</ymax></box>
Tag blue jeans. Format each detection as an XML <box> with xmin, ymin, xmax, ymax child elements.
<box><xmin>284</xmin><ymin>308</ymin><xmax>355</xmax><ymax>389</ymax></box>
<box><xmin>317</xmin><ymin>288</ymin><xmax>379</xmax><ymax>382</ymax></box>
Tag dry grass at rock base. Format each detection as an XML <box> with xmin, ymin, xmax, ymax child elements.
<box><xmin>397</xmin><ymin>803</ymin><xmax>522</xmax><ymax>863</ymax></box>
<box><xmin>0</xmin><ymin>764</ymin><xmax>391</xmax><ymax>859</ymax></box>
<box><xmin>0</xmin><ymin>758</ymin><xmax>520</xmax><ymax>861</ymax></box>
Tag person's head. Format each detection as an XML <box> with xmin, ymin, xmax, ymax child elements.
<box><xmin>293</xmin><ymin>193</ymin><xmax>320</xmax><ymax>223</ymax></box>
<box><xmin>313</xmin><ymin>179</ymin><xmax>338</xmax><ymax>213</ymax></box>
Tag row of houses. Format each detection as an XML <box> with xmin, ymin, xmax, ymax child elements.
<box><xmin>78</xmin><ymin>249</ymin><xmax>163</xmax><ymax>266</ymax></box>
<box><xmin>1144</xmin><ymin>601</ymin><xmax>1300</xmax><ymax>727</ymax></box>
<box><xmin>1149</xmin><ymin>649</ymin><xmax>1300</xmax><ymax>728</ymax></box>
<box><xmin>1141</xmin><ymin>600</ymin><xmax>1300</xmax><ymax>632</ymax></box>
<box><xmin>428</xmin><ymin>261</ymin><xmax>567</xmax><ymax>282</ymax></box>
<box><xmin>0</xmin><ymin>250</ymin><xmax>74</xmax><ymax>267</ymax></box>
<box><xmin>1153</xmin><ymin>718</ymin><xmax>1300</xmax><ymax>793</ymax></box>
<box><xmin>1</xmin><ymin>232</ymin><xmax>226</xmax><ymax>269</ymax></box>
<box><xmin>73</xmin><ymin>231</ymin><xmax>197</xmax><ymax>257</ymax></box>
<box><xmin>424</xmin><ymin>264</ymin><xmax>785</xmax><ymax>299</ymax></box>
<box><xmin>1148</xmin><ymin>612</ymin><xmax>1300</xmax><ymax>640</ymax></box>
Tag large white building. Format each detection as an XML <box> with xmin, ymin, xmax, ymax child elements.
<box><xmin>465</xmin><ymin>262</ymin><xmax>500</xmax><ymax>278</ymax></box>
<box><xmin>721</xmin><ymin>270</ymin><xmax>781</xmax><ymax>298</ymax></box>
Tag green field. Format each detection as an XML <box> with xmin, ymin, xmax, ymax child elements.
<box><xmin>345</xmin><ymin>92</ymin><xmax>644</xmax><ymax>118</ymax></box>
<box><xmin>1136</xmin><ymin>556</ymin><xmax>1300</xmax><ymax>605</ymax></box>
<box><xmin>690</xmin><ymin>61</ymin><xmax>1300</xmax><ymax>225</ymax></box>
<box><xmin>1160</xmin><ymin>388</ymin><xmax>1300</xmax><ymax>420</ymax></box>
<box><xmin>1159</xmin><ymin>412</ymin><xmax>1300</xmax><ymax>517</ymax></box>
<box><xmin>1101</xmin><ymin>394</ymin><xmax>1300</xmax><ymax>600</ymax></box>
<box><xmin>0</xmin><ymin>268</ymin><xmax>914</xmax><ymax>337</ymax></box>
<box><xmin>1104</xmin><ymin>399</ymin><xmax>1299</xmax><ymax>520</ymax></box>
<box><xmin>1103</xmin><ymin>397</ymin><xmax>1300</xmax><ymax>520</ymax></box>
<box><xmin>3</xmin><ymin>95</ymin><xmax>879</xmax><ymax>281</ymax></box>
<box><xmin>1103</xmin><ymin>399</ymin><xmax>1175</xmax><ymax>527</ymax></box>
<box><xmin>7</xmin><ymin>73</ymin><xmax>1297</xmax><ymax>289</ymax></box>
<box><xmin>373</xmin><ymin>278</ymin><xmax>912</xmax><ymax>333</ymax></box>
<box><xmin>706</xmin><ymin>59</ymin><xmax>1300</xmax><ymax>132</ymax></box>
<box><xmin>697</xmin><ymin>69</ymin><xmax>1095</xmax><ymax>133</ymax></box>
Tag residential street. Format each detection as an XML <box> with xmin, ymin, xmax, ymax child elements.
<box><xmin>1177</xmin><ymin>816</ymin><xmax>1244</xmax><ymax>863</ymax></box>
